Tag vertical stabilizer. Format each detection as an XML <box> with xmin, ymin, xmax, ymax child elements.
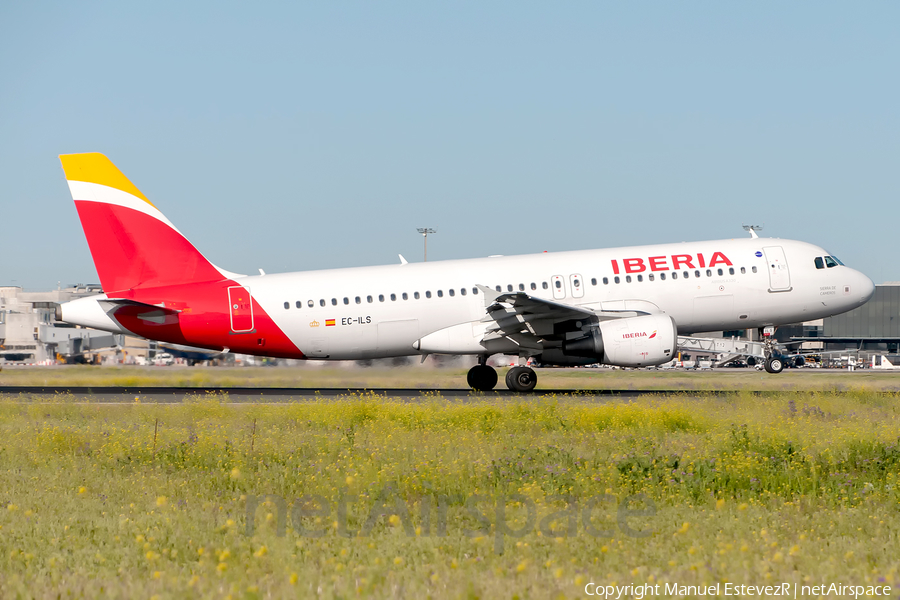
<box><xmin>60</xmin><ymin>153</ymin><xmax>231</xmax><ymax>293</ymax></box>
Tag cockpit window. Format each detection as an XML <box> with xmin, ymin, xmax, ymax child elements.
<box><xmin>831</xmin><ymin>255</ymin><xmax>844</xmax><ymax>266</ymax></box>
<box><xmin>824</xmin><ymin>256</ymin><xmax>839</xmax><ymax>268</ymax></box>
<box><xmin>814</xmin><ymin>257</ymin><xmax>825</xmax><ymax>270</ymax></box>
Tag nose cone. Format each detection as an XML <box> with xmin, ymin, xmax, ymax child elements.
<box><xmin>858</xmin><ymin>271</ymin><xmax>875</xmax><ymax>304</ymax></box>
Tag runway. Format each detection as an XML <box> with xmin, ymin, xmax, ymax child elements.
<box><xmin>0</xmin><ymin>385</ymin><xmax>684</xmax><ymax>402</ymax></box>
<box><xmin>0</xmin><ymin>385</ymin><xmax>880</xmax><ymax>402</ymax></box>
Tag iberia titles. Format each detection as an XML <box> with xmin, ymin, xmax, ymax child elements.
<box><xmin>611</xmin><ymin>252</ymin><xmax>733</xmax><ymax>274</ymax></box>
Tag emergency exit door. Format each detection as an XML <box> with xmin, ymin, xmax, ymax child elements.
<box><xmin>763</xmin><ymin>246</ymin><xmax>792</xmax><ymax>292</ymax></box>
<box><xmin>551</xmin><ymin>275</ymin><xmax>566</xmax><ymax>299</ymax></box>
<box><xmin>569</xmin><ymin>274</ymin><xmax>584</xmax><ymax>298</ymax></box>
<box><xmin>228</xmin><ymin>286</ymin><xmax>255</xmax><ymax>332</ymax></box>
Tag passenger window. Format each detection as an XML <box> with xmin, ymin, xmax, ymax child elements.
<box><xmin>706</xmin><ymin>270</ymin><xmax>712</xmax><ymax>277</ymax></box>
<box><xmin>591</xmin><ymin>278</ymin><xmax>597</xmax><ymax>286</ymax></box>
<box><xmin>437</xmin><ymin>290</ymin><xmax>443</xmax><ymax>297</ymax></box>
<box><xmin>390</xmin><ymin>293</ymin><xmax>397</xmax><ymax>301</ymax></box>
<box><xmin>355</xmin><ymin>296</ymin><xmax>361</xmax><ymax>304</ymax></box>
<box><xmin>366</xmin><ymin>295</ymin><xmax>372</xmax><ymax>303</ymax></box>
<box><xmin>320</xmin><ymin>299</ymin><xmax>326</xmax><ymax>307</ymax></box>
<box><xmin>660</xmin><ymin>273</ymin><xmax>666</xmax><ymax>280</ymax></box>
<box><xmin>824</xmin><ymin>256</ymin><xmax>838</xmax><ymax>268</ymax></box>
<box><xmin>415</xmin><ymin>292</ymin><xmax>421</xmax><ymax>299</ymax></box>
<box><xmin>542</xmin><ymin>282</ymin><xmax>548</xmax><ymax>290</ymax></box>
<box><xmin>402</xmin><ymin>293</ymin><xmax>408</xmax><ymax>300</ymax></box>
<box><xmin>425</xmin><ymin>291</ymin><xmax>431</xmax><ymax>298</ymax></box>
<box><xmin>555</xmin><ymin>280</ymin><xmax>562</xmax><ymax>289</ymax></box>
<box><xmin>729</xmin><ymin>267</ymin><xmax>734</xmax><ymax>275</ymax></box>
<box><xmin>332</xmin><ymin>298</ymin><xmax>338</xmax><ymax>306</ymax></box>
<box><xmin>284</xmin><ymin>302</ymin><xmax>289</xmax><ymax>310</ymax></box>
<box><xmin>518</xmin><ymin>283</ymin><xmax>525</xmax><ymax>291</ymax></box>
<box><xmin>496</xmin><ymin>285</ymin><xmax>502</xmax><ymax>292</ymax></box>
<box><xmin>752</xmin><ymin>266</ymin><xmax>757</xmax><ymax>273</ymax></box>
<box><xmin>573</xmin><ymin>278</ymin><xmax>580</xmax><ymax>287</ymax></box>
<box><xmin>296</xmin><ymin>301</ymin><xmax>302</xmax><ymax>309</ymax></box>
<box><xmin>614</xmin><ymin>276</ymin><xmax>621</xmax><ymax>284</ymax></box>
<box><xmin>648</xmin><ymin>274</ymin><xmax>654</xmax><ymax>281</ymax></box>
<box><xmin>694</xmin><ymin>270</ymin><xmax>700</xmax><ymax>278</ymax></box>
<box><xmin>740</xmin><ymin>267</ymin><xmax>746</xmax><ymax>274</ymax></box>
<box><xmin>626</xmin><ymin>275</ymin><xmax>632</xmax><ymax>283</ymax></box>
<box><xmin>637</xmin><ymin>275</ymin><xmax>643</xmax><ymax>282</ymax></box>
<box><xmin>448</xmin><ymin>289</ymin><xmax>455</xmax><ymax>297</ymax></box>
<box><xmin>460</xmin><ymin>288</ymin><xmax>467</xmax><ymax>296</ymax></box>
<box><xmin>308</xmin><ymin>300</ymin><xmax>314</xmax><ymax>308</ymax></box>
<box><xmin>717</xmin><ymin>268</ymin><xmax>723</xmax><ymax>276</ymax></box>
<box><xmin>603</xmin><ymin>277</ymin><xmax>609</xmax><ymax>284</ymax></box>
<box><xmin>672</xmin><ymin>272</ymin><xmax>678</xmax><ymax>280</ymax></box>
<box><xmin>472</xmin><ymin>287</ymin><xmax>479</xmax><ymax>295</ymax></box>
<box><xmin>343</xmin><ymin>297</ymin><xmax>350</xmax><ymax>305</ymax></box>
<box><xmin>508</xmin><ymin>284</ymin><xmax>513</xmax><ymax>292</ymax></box>
<box><xmin>379</xmin><ymin>294</ymin><xmax>385</xmax><ymax>302</ymax></box>
<box><xmin>683</xmin><ymin>271</ymin><xmax>689</xmax><ymax>278</ymax></box>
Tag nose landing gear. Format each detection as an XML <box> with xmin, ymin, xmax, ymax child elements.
<box><xmin>764</xmin><ymin>356</ymin><xmax>784</xmax><ymax>373</ymax></box>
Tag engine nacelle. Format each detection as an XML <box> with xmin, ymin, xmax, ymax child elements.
<box><xmin>562</xmin><ymin>314</ymin><xmax>677</xmax><ymax>368</ymax></box>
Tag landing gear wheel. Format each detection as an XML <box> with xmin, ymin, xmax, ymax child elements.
<box><xmin>467</xmin><ymin>365</ymin><xmax>498</xmax><ymax>391</ymax></box>
<box><xmin>764</xmin><ymin>357</ymin><xmax>784</xmax><ymax>374</ymax></box>
<box><xmin>505</xmin><ymin>366</ymin><xmax>538</xmax><ymax>393</ymax></box>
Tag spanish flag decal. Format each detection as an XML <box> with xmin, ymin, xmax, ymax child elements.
<box><xmin>325</xmin><ymin>319</ymin><xmax>336</xmax><ymax>327</ymax></box>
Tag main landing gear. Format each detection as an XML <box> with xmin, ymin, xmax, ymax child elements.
<box><xmin>505</xmin><ymin>366</ymin><xmax>537</xmax><ymax>393</ymax></box>
<box><xmin>467</xmin><ymin>364</ymin><xmax>498</xmax><ymax>391</ymax></box>
<box><xmin>466</xmin><ymin>357</ymin><xmax>538</xmax><ymax>393</ymax></box>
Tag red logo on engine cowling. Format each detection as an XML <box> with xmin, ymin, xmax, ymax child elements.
<box><xmin>611</xmin><ymin>252</ymin><xmax>733</xmax><ymax>274</ymax></box>
<box><xmin>623</xmin><ymin>329</ymin><xmax>658</xmax><ymax>340</ymax></box>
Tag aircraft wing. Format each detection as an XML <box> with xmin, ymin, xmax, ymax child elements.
<box><xmin>477</xmin><ymin>285</ymin><xmax>655</xmax><ymax>350</ymax></box>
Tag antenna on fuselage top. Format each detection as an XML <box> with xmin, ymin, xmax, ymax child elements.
<box><xmin>742</xmin><ymin>224</ymin><xmax>763</xmax><ymax>239</ymax></box>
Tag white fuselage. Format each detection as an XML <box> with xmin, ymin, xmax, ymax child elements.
<box><xmin>223</xmin><ymin>237</ymin><xmax>873</xmax><ymax>360</ymax></box>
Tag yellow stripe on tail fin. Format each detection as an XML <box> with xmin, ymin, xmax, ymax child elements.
<box><xmin>60</xmin><ymin>152</ymin><xmax>157</xmax><ymax>208</ymax></box>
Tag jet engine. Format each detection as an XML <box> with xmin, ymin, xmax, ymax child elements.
<box><xmin>561</xmin><ymin>314</ymin><xmax>677</xmax><ymax>367</ymax></box>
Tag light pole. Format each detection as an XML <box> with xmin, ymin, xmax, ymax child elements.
<box><xmin>417</xmin><ymin>228</ymin><xmax>436</xmax><ymax>262</ymax></box>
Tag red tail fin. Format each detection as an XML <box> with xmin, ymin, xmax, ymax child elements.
<box><xmin>60</xmin><ymin>153</ymin><xmax>232</xmax><ymax>294</ymax></box>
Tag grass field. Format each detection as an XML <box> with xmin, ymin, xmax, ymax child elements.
<box><xmin>1</xmin><ymin>388</ymin><xmax>899</xmax><ymax>598</ymax></box>
<box><xmin>3</xmin><ymin>364</ymin><xmax>900</xmax><ymax>392</ymax></box>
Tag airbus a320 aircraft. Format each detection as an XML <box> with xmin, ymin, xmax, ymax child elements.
<box><xmin>56</xmin><ymin>153</ymin><xmax>875</xmax><ymax>391</ymax></box>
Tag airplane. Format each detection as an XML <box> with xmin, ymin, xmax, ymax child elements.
<box><xmin>871</xmin><ymin>355</ymin><xmax>900</xmax><ymax>370</ymax></box>
<box><xmin>55</xmin><ymin>153</ymin><xmax>875</xmax><ymax>392</ymax></box>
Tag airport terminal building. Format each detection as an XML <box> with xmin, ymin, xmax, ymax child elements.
<box><xmin>0</xmin><ymin>285</ymin><xmax>129</xmax><ymax>364</ymax></box>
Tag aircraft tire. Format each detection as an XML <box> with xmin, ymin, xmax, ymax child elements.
<box><xmin>505</xmin><ymin>366</ymin><xmax>537</xmax><ymax>392</ymax></box>
<box><xmin>764</xmin><ymin>357</ymin><xmax>784</xmax><ymax>374</ymax></box>
<box><xmin>467</xmin><ymin>365</ymin><xmax>498</xmax><ymax>391</ymax></box>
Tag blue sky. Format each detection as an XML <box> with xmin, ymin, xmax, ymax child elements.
<box><xmin>1</xmin><ymin>2</ymin><xmax>897</xmax><ymax>289</ymax></box>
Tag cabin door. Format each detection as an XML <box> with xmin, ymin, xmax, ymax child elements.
<box><xmin>228</xmin><ymin>286</ymin><xmax>255</xmax><ymax>332</ymax></box>
<box><xmin>763</xmin><ymin>246</ymin><xmax>792</xmax><ymax>292</ymax></box>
